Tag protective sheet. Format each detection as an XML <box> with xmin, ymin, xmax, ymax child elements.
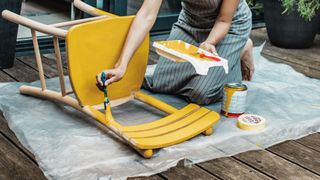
<box><xmin>0</xmin><ymin>45</ymin><xmax>320</xmax><ymax>179</ymax></box>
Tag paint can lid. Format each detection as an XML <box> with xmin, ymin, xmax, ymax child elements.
<box><xmin>237</xmin><ymin>114</ymin><xmax>266</xmax><ymax>131</ymax></box>
<box><xmin>225</xmin><ymin>83</ymin><xmax>247</xmax><ymax>90</ymax></box>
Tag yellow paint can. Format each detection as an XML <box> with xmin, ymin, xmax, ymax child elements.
<box><xmin>221</xmin><ymin>83</ymin><xmax>247</xmax><ymax>117</ymax></box>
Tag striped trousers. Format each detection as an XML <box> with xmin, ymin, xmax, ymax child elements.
<box><xmin>143</xmin><ymin>2</ymin><xmax>252</xmax><ymax>105</ymax></box>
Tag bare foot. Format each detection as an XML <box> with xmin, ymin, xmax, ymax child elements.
<box><xmin>241</xmin><ymin>38</ymin><xmax>254</xmax><ymax>81</ymax></box>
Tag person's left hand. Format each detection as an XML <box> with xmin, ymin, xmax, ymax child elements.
<box><xmin>199</xmin><ymin>41</ymin><xmax>219</xmax><ymax>56</ymax></box>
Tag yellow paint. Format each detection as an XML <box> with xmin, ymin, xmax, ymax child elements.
<box><xmin>91</xmin><ymin>8</ymin><xmax>118</xmax><ymax>17</ymax></box>
<box><xmin>106</xmin><ymin>104</ymin><xmax>113</xmax><ymax>122</ymax></box>
<box><xmin>67</xmin><ymin>16</ymin><xmax>149</xmax><ymax>106</ymax></box>
<box><xmin>124</xmin><ymin>108</ymin><xmax>210</xmax><ymax>138</ymax></box>
<box><xmin>65</xmin><ymin>15</ymin><xmax>221</xmax><ymax>158</ymax></box>
<box><xmin>134</xmin><ymin>91</ymin><xmax>179</xmax><ymax>114</ymax></box>
<box><xmin>224</xmin><ymin>88</ymin><xmax>237</xmax><ymax>116</ymax></box>
<box><xmin>155</xmin><ymin>40</ymin><xmax>215</xmax><ymax>62</ymax></box>
<box><xmin>131</xmin><ymin>111</ymin><xmax>220</xmax><ymax>149</ymax></box>
<box><xmin>120</xmin><ymin>103</ymin><xmax>199</xmax><ymax>132</ymax></box>
<box><xmin>143</xmin><ymin>149</ymin><xmax>153</xmax><ymax>159</ymax></box>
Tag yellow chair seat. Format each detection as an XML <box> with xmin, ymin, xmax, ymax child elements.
<box><xmin>126</xmin><ymin>107</ymin><xmax>219</xmax><ymax>150</ymax></box>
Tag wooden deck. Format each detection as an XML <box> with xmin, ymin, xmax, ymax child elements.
<box><xmin>0</xmin><ymin>28</ymin><xmax>320</xmax><ymax>179</ymax></box>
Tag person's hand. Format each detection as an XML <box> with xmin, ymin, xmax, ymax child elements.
<box><xmin>96</xmin><ymin>67</ymin><xmax>126</xmax><ymax>89</ymax></box>
<box><xmin>199</xmin><ymin>41</ymin><xmax>219</xmax><ymax>56</ymax></box>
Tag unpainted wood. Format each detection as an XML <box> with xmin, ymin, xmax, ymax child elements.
<box><xmin>234</xmin><ymin>150</ymin><xmax>320</xmax><ymax>179</ymax></box>
<box><xmin>261</xmin><ymin>35</ymin><xmax>320</xmax><ymax>79</ymax></box>
<box><xmin>0</xmin><ymin>113</ymin><xmax>36</xmax><ymax>162</ymax></box>
<box><xmin>296</xmin><ymin>133</ymin><xmax>320</xmax><ymax>152</ymax></box>
<box><xmin>32</xmin><ymin>30</ymin><xmax>46</xmax><ymax>90</ymax></box>
<box><xmin>0</xmin><ymin>133</ymin><xmax>46</xmax><ymax>180</ymax></box>
<box><xmin>268</xmin><ymin>141</ymin><xmax>320</xmax><ymax>175</ymax></box>
<box><xmin>2</xmin><ymin>60</ymin><xmax>40</xmax><ymax>82</ymax></box>
<box><xmin>1</xmin><ymin>10</ymin><xmax>67</xmax><ymax>38</ymax></box>
<box><xmin>249</xmin><ymin>28</ymin><xmax>268</xmax><ymax>46</ymax></box>
<box><xmin>198</xmin><ymin>157</ymin><xmax>272</xmax><ymax>180</ymax></box>
<box><xmin>53</xmin><ymin>37</ymin><xmax>66</xmax><ymax>96</ymax></box>
<box><xmin>161</xmin><ymin>164</ymin><xmax>219</xmax><ymax>180</ymax></box>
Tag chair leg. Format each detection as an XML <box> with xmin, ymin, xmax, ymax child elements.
<box><xmin>142</xmin><ymin>149</ymin><xmax>153</xmax><ymax>159</ymax></box>
<box><xmin>203</xmin><ymin>127</ymin><xmax>213</xmax><ymax>136</ymax></box>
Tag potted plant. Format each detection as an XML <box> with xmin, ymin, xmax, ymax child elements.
<box><xmin>0</xmin><ymin>0</ymin><xmax>22</xmax><ymax>69</ymax></box>
<box><xmin>262</xmin><ymin>0</ymin><xmax>320</xmax><ymax>49</ymax></box>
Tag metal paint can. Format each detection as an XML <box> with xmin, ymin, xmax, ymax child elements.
<box><xmin>221</xmin><ymin>83</ymin><xmax>247</xmax><ymax>117</ymax></box>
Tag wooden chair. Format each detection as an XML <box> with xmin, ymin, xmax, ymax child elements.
<box><xmin>2</xmin><ymin>0</ymin><xmax>220</xmax><ymax>158</ymax></box>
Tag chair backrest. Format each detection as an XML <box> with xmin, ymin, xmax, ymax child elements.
<box><xmin>66</xmin><ymin>16</ymin><xmax>149</xmax><ymax>106</ymax></box>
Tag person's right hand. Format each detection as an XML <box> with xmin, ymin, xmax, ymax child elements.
<box><xmin>96</xmin><ymin>67</ymin><xmax>126</xmax><ymax>89</ymax></box>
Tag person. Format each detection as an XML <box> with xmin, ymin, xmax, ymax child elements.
<box><xmin>97</xmin><ymin>0</ymin><xmax>254</xmax><ymax>105</ymax></box>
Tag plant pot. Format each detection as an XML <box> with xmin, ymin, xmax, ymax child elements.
<box><xmin>0</xmin><ymin>0</ymin><xmax>22</xmax><ymax>69</ymax></box>
<box><xmin>262</xmin><ymin>0</ymin><xmax>320</xmax><ymax>49</ymax></box>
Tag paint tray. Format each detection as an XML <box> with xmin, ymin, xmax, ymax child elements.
<box><xmin>153</xmin><ymin>40</ymin><xmax>228</xmax><ymax>75</ymax></box>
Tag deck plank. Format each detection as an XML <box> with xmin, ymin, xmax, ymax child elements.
<box><xmin>234</xmin><ymin>150</ymin><xmax>320</xmax><ymax>179</ymax></box>
<box><xmin>161</xmin><ymin>164</ymin><xmax>219</xmax><ymax>180</ymax></box>
<box><xmin>43</xmin><ymin>52</ymin><xmax>68</xmax><ymax>69</ymax></box>
<box><xmin>128</xmin><ymin>175</ymin><xmax>164</xmax><ymax>180</ymax></box>
<box><xmin>0</xmin><ymin>71</ymin><xmax>16</xmax><ymax>82</ymax></box>
<box><xmin>17</xmin><ymin>55</ymin><xmax>68</xmax><ymax>78</ymax></box>
<box><xmin>268</xmin><ymin>141</ymin><xmax>320</xmax><ymax>175</ymax></box>
<box><xmin>0</xmin><ymin>113</ymin><xmax>36</xmax><ymax>163</ymax></box>
<box><xmin>261</xmin><ymin>35</ymin><xmax>320</xmax><ymax>79</ymax></box>
<box><xmin>0</xmin><ymin>133</ymin><xmax>46</xmax><ymax>180</ymax></box>
<box><xmin>2</xmin><ymin>60</ymin><xmax>40</xmax><ymax>82</ymax></box>
<box><xmin>296</xmin><ymin>133</ymin><xmax>320</xmax><ymax>152</ymax></box>
<box><xmin>198</xmin><ymin>157</ymin><xmax>272</xmax><ymax>180</ymax></box>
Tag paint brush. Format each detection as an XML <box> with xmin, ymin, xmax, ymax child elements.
<box><xmin>101</xmin><ymin>72</ymin><xmax>109</xmax><ymax>110</ymax></box>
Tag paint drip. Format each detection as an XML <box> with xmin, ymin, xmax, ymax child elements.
<box><xmin>221</xmin><ymin>83</ymin><xmax>247</xmax><ymax>117</ymax></box>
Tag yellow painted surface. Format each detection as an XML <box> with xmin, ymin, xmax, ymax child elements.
<box><xmin>120</xmin><ymin>104</ymin><xmax>199</xmax><ymax>132</ymax></box>
<box><xmin>224</xmin><ymin>88</ymin><xmax>237</xmax><ymax>116</ymax></box>
<box><xmin>125</xmin><ymin>108</ymin><xmax>210</xmax><ymax>138</ymax></box>
<box><xmin>155</xmin><ymin>40</ymin><xmax>216</xmax><ymax>62</ymax></box>
<box><xmin>132</xmin><ymin>111</ymin><xmax>220</xmax><ymax>149</ymax></box>
<box><xmin>91</xmin><ymin>8</ymin><xmax>118</xmax><ymax>17</ymax></box>
<box><xmin>67</xmin><ymin>16</ymin><xmax>149</xmax><ymax>106</ymax></box>
<box><xmin>65</xmin><ymin>17</ymin><xmax>222</xmax><ymax>157</ymax></box>
<box><xmin>134</xmin><ymin>91</ymin><xmax>179</xmax><ymax>114</ymax></box>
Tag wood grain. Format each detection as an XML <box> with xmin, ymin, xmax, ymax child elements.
<box><xmin>161</xmin><ymin>164</ymin><xmax>219</xmax><ymax>180</ymax></box>
<box><xmin>0</xmin><ymin>133</ymin><xmax>46</xmax><ymax>180</ymax></box>
<box><xmin>0</xmin><ymin>71</ymin><xmax>15</xmax><ymax>82</ymax></box>
<box><xmin>234</xmin><ymin>150</ymin><xmax>320</xmax><ymax>179</ymax></box>
<box><xmin>198</xmin><ymin>157</ymin><xmax>272</xmax><ymax>180</ymax></box>
<box><xmin>296</xmin><ymin>133</ymin><xmax>320</xmax><ymax>152</ymax></box>
<box><xmin>128</xmin><ymin>175</ymin><xmax>164</xmax><ymax>180</ymax></box>
<box><xmin>261</xmin><ymin>35</ymin><xmax>320</xmax><ymax>79</ymax></box>
<box><xmin>0</xmin><ymin>113</ymin><xmax>36</xmax><ymax>163</ymax></box>
<box><xmin>2</xmin><ymin>60</ymin><xmax>40</xmax><ymax>82</ymax></box>
<box><xmin>17</xmin><ymin>55</ymin><xmax>68</xmax><ymax>78</ymax></box>
<box><xmin>268</xmin><ymin>141</ymin><xmax>320</xmax><ymax>175</ymax></box>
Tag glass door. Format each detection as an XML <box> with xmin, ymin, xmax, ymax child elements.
<box><xmin>104</xmin><ymin>0</ymin><xmax>182</xmax><ymax>35</ymax></box>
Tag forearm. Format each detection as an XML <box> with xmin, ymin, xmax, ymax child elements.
<box><xmin>205</xmin><ymin>21</ymin><xmax>231</xmax><ymax>45</ymax></box>
<box><xmin>204</xmin><ymin>0</ymin><xmax>239</xmax><ymax>46</ymax></box>
<box><xmin>116</xmin><ymin>1</ymin><xmax>161</xmax><ymax>70</ymax></box>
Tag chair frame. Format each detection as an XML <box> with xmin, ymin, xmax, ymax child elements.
<box><xmin>2</xmin><ymin>0</ymin><xmax>218</xmax><ymax>158</ymax></box>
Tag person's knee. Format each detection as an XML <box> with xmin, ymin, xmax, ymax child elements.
<box><xmin>189</xmin><ymin>85</ymin><xmax>223</xmax><ymax>105</ymax></box>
